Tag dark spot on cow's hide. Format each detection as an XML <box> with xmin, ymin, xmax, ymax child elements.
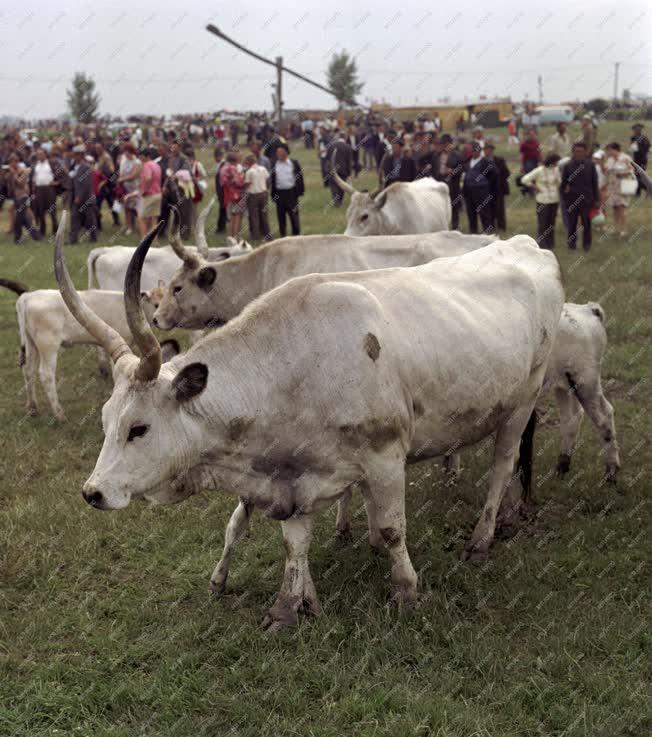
<box><xmin>19</xmin><ymin>345</ymin><xmax>25</xmax><ymax>367</ymax></box>
<box><xmin>540</xmin><ymin>325</ymin><xmax>548</xmax><ymax>346</ymax></box>
<box><xmin>380</xmin><ymin>527</ymin><xmax>401</xmax><ymax>547</ymax></box>
<box><xmin>604</xmin><ymin>430</ymin><xmax>613</xmax><ymax>443</ymax></box>
<box><xmin>339</xmin><ymin>418</ymin><xmax>402</xmax><ymax>452</ymax></box>
<box><xmin>363</xmin><ymin>332</ymin><xmax>381</xmax><ymax>361</ymax></box>
<box><xmin>591</xmin><ymin>306</ymin><xmax>604</xmax><ymax>322</ymax></box>
<box><xmin>227</xmin><ymin>416</ymin><xmax>253</xmax><ymax>443</ymax></box>
<box><xmin>267</xmin><ymin>500</ymin><xmax>297</xmax><ymax>521</ymax></box>
<box><xmin>413</xmin><ymin>399</ymin><xmax>425</xmax><ymax>417</ymax></box>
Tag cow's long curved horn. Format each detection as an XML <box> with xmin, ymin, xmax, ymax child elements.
<box><xmin>330</xmin><ymin>152</ymin><xmax>355</xmax><ymax>194</ymax></box>
<box><xmin>369</xmin><ymin>185</ymin><xmax>384</xmax><ymax>199</ymax></box>
<box><xmin>54</xmin><ymin>212</ymin><xmax>131</xmax><ymax>364</ymax></box>
<box><xmin>170</xmin><ymin>228</ymin><xmax>199</xmax><ymax>268</ymax></box>
<box><xmin>124</xmin><ymin>223</ymin><xmax>163</xmax><ymax>382</ymax></box>
<box><xmin>632</xmin><ymin>161</ymin><xmax>652</xmax><ymax>193</ymax></box>
<box><xmin>195</xmin><ymin>196</ymin><xmax>215</xmax><ymax>257</ymax></box>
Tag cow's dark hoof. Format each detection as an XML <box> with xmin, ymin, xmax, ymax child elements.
<box><xmin>461</xmin><ymin>541</ymin><xmax>490</xmax><ymax>562</ymax></box>
<box><xmin>335</xmin><ymin>526</ymin><xmax>353</xmax><ymax>544</ymax></box>
<box><xmin>604</xmin><ymin>464</ymin><xmax>619</xmax><ymax>484</ymax></box>
<box><xmin>557</xmin><ymin>453</ymin><xmax>571</xmax><ymax>476</ymax></box>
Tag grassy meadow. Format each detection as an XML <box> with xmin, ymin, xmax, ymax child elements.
<box><xmin>0</xmin><ymin>120</ymin><xmax>650</xmax><ymax>736</ymax></box>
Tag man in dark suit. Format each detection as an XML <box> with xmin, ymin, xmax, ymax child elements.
<box><xmin>69</xmin><ymin>145</ymin><xmax>97</xmax><ymax>243</ymax></box>
<box><xmin>437</xmin><ymin>134</ymin><xmax>464</xmax><ymax>230</ymax></box>
<box><xmin>483</xmin><ymin>140</ymin><xmax>511</xmax><ymax>232</ymax></box>
<box><xmin>413</xmin><ymin>133</ymin><xmax>439</xmax><ymax>179</ymax></box>
<box><xmin>380</xmin><ymin>139</ymin><xmax>416</xmax><ymax>186</ymax></box>
<box><xmin>213</xmin><ymin>145</ymin><xmax>227</xmax><ymax>233</ymax></box>
<box><xmin>270</xmin><ymin>144</ymin><xmax>304</xmax><ymax>237</ymax></box>
<box><xmin>462</xmin><ymin>142</ymin><xmax>496</xmax><ymax>234</ymax></box>
<box><xmin>347</xmin><ymin>124</ymin><xmax>361</xmax><ymax>176</ymax></box>
<box><xmin>631</xmin><ymin>123</ymin><xmax>650</xmax><ymax>196</ymax></box>
<box><xmin>326</xmin><ymin>132</ymin><xmax>353</xmax><ymax>207</ymax></box>
<box><xmin>561</xmin><ymin>142</ymin><xmax>599</xmax><ymax>251</ymax></box>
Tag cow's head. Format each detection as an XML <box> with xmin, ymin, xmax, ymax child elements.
<box><xmin>54</xmin><ymin>214</ymin><xmax>213</xmax><ymax>511</ymax></box>
<box><xmin>152</xmin><ymin>236</ymin><xmax>241</xmax><ymax>330</ymax></box>
<box><xmin>330</xmin><ymin>164</ymin><xmax>389</xmax><ymax>236</ymax></box>
<box><xmin>343</xmin><ymin>189</ymin><xmax>389</xmax><ymax>236</ymax></box>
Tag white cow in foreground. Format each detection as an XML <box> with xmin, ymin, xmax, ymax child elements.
<box><xmin>0</xmin><ymin>274</ymin><xmax>178</xmax><ymax>421</ymax></box>
<box><xmin>152</xmin><ymin>231</ymin><xmax>495</xmax><ymax>330</ymax></box>
<box><xmin>331</xmin><ymin>169</ymin><xmax>451</xmax><ymax>236</ymax></box>
<box><xmin>150</xmin><ymin>232</ymin><xmax>620</xmax><ymax>584</ymax></box>
<box><xmin>55</xmin><ymin>220</ymin><xmax>563</xmax><ymax>630</ymax></box>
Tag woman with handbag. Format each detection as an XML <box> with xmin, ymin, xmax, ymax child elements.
<box><xmin>604</xmin><ymin>142</ymin><xmax>636</xmax><ymax>238</ymax></box>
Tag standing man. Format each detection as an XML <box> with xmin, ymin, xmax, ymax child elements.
<box><xmin>317</xmin><ymin>125</ymin><xmax>333</xmax><ymax>187</ymax></box>
<box><xmin>243</xmin><ymin>154</ymin><xmax>271</xmax><ymax>241</ymax></box>
<box><xmin>483</xmin><ymin>140</ymin><xmax>510</xmax><ymax>232</ymax></box>
<box><xmin>630</xmin><ymin>123</ymin><xmax>650</xmax><ymax>196</ymax></box>
<box><xmin>380</xmin><ymin>139</ymin><xmax>416</xmax><ymax>186</ymax></box>
<box><xmin>213</xmin><ymin>146</ymin><xmax>228</xmax><ymax>234</ymax></box>
<box><xmin>32</xmin><ymin>147</ymin><xmax>58</xmax><ymax>236</ymax></box>
<box><xmin>579</xmin><ymin>115</ymin><xmax>596</xmax><ymax>154</ymax></box>
<box><xmin>270</xmin><ymin>144</ymin><xmax>304</xmax><ymax>237</ymax></box>
<box><xmin>301</xmin><ymin>117</ymin><xmax>314</xmax><ymax>148</ymax></box>
<box><xmin>462</xmin><ymin>142</ymin><xmax>495</xmax><ymax>234</ymax></box>
<box><xmin>250</xmin><ymin>140</ymin><xmax>271</xmax><ymax>172</ymax></box>
<box><xmin>95</xmin><ymin>142</ymin><xmax>119</xmax><ymax>230</ymax></box>
<box><xmin>7</xmin><ymin>154</ymin><xmax>40</xmax><ymax>243</ymax></box>
<box><xmin>326</xmin><ymin>132</ymin><xmax>353</xmax><ymax>207</ymax></box>
<box><xmin>546</xmin><ymin>122</ymin><xmax>572</xmax><ymax>159</ymax></box>
<box><xmin>561</xmin><ymin>142</ymin><xmax>599</xmax><ymax>251</ymax></box>
<box><xmin>347</xmin><ymin>124</ymin><xmax>361</xmax><ymax>176</ymax></box>
<box><xmin>438</xmin><ymin>134</ymin><xmax>464</xmax><ymax>230</ymax></box>
<box><xmin>69</xmin><ymin>144</ymin><xmax>97</xmax><ymax>244</ymax></box>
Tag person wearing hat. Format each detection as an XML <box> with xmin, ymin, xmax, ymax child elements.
<box><xmin>270</xmin><ymin>143</ymin><xmax>304</xmax><ymax>237</ymax></box>
<box><xmin>437</xmin><ymin>134</ymin><xmax>464</xmax><ymax>229</ymax></box>
<box><xmin>462</xmin><ymin>141</ymin><xmax>496</xmax><ymax>234</ymax></box>
<box><xmin>483</xmin><ymin>140</ymin><xmax>510</xmax><ymax>232</ymax></box>
<box><xmin>630</xmin><ymin>124</ymin><xmax>650</xmax><ymax>196</ymax></box>
<box><xmin>579</xmin><ymin>114</ymin><xmax>596</xmax><ymax>153</ymax></box>
<box><xmin>380</xmin><ymin>139</ymin><xmax>416</xmax><ymax>187</ymax></box>
<box><xmin>69</xmin><ymin>144</ymin><xmax>97</xmax><ymax>244</ymax></box>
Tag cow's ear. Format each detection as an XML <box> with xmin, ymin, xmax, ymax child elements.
<box><xmin>197</xmin><ymin>266</ymin><xmax>216</xmax><ymax>289</ymax></box>
<box><xmin>172</xmin><ymin>363</ymin><xmax>208</xmax><ymax>402</ymax></box>
<box><xmin>140</xmin><ymin>291</ymin><xmax>148</xmax><ymax>301</ymax></box>
<box><xmin>374</xmin><ymin>191</ymin><xmax>388</xmax><ymax>209</ymax></box>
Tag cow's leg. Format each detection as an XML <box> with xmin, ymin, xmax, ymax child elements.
<box><xmin>209</xmin><ymin>498</ymin><xmax>252</xmax><ymax>594</ymax></box>
<box><xmin>574</xmin><ymin>381</ymin><xmax>620</xmax><ymax>482</ymax></box>
<box><xmin>464</xmin><ymin>405</ymin><xmax>536</xmax><ymax>561</ymax></box>
<box><xmin>262</xmin><ymin>515</ymin><xmax>320</xmax><ymax>632</ymax></box>
<box><xmin>22</xmin><ymin>338</ymin><xmax>39</xmax><ymax>415</ymax></box>
<box><xmin>335</xmin><ymin>487</ymin><xmax>353</xmax><ymax>541</ymax></box>
<box><xmin>444</xmin><ymin>453</ymin><xmax>462</xmax><ymax>482</ymax></box>
<box><xmin>554</xmin><ymin>387</ymin><xmax>584</xmax><ymax>476</ymax></box>
<box><xmin>38</xmin><ymin>346</ymin><xmax>65</xmax><ymax>421</ymax></box>
<box><xmin>363</xmin><ymin>462</ymin><xmax>417</xmax><ymax>604</ymax></box>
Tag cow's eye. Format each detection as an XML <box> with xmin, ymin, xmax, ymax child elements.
<box><xmin>173</xmin><ymin>286</ymin><xmax>182</xmax><ymax>295</ymax></box>
<box><xmin>361</xmin><ymin>213</ymin><xmax>369</xmax><ymax>221</ymax></box>
<box><xmin>127</xmin><ymin>424</ymin><xmax>149</xmax><ymax>442</ymax></box>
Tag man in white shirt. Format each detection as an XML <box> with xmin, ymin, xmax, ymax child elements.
<box><xmin>270</xmin><ymin>144</ymin><xmax>304</xmax><ymax>237</ymax></box>
<box><xmin>32</xmin><ymin>147</ymin><xmax>58</xmax><ymax>236</ymax></box>
<box><xmin>243</xmin><ymin>154</ymin><xmax>271</xmax><ymax>241</ymax></box>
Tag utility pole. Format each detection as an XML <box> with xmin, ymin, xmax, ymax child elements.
<box><xmin>537</xmin><ymin>75</ymin><xmax>543</xmax><ymax>104</ymax></box>
<box><xmin>275</xmin><ymin>56</ymin><xmax>283</xmax><ymax>125</ymax></box>
<box><xmin>613</xmin><ymin>62</ymin><xmax>620</xmax><ymax>103</ymax></box>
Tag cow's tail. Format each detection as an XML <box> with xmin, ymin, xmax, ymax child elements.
<box><xmin>15</xmin><ymin>293</ymin><xmax>28</xmax><ymax>367</ymax></box>
<box><xmin>86</xmin><ymin>247</ymin><xmax>111</xmax><ymax>289</ymax></box>
<box><xmin>516</xmin><ymin>409</ymin><xmax>538</xmax><ymax>503</ymax></box>
<box><xmin>0</xmin><ymin>278</ymin><xmax>29</xmax><ymax>296</ymax></box>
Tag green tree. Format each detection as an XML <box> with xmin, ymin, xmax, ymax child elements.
<box><xmin>585</xmin><ymin>97</ymin><xmax>609</xmax><ymax>115</ymax></box>
<box><xmin>67</xmin><ymin>72</ymin><xmax>100</xmax><ymax>123</ymax></box>
<box><xmin>326</xmin><ymin>51</ymin><xmax>363</xmax><ymax>108</ymax></box>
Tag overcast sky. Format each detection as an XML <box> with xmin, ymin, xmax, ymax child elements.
<box><xmin>2</xmin><ymin>0</ymin><xmax>651</xmax><ymax>119</ymax></box>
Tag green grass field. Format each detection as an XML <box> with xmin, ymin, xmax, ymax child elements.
<box><xmin>1</xmin><ymin>121</ymin><xmax>650</xmax><ymax>737</ymax></box>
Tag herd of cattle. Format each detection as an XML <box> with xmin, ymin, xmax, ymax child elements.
<box><xmin>1</xmin><ymin>180</ymin><xmax>623</xmax><ymax>631</ymax></box>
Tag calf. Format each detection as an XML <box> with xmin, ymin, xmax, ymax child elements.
<box><xmin>1</xmin><ymin>279</ymin><xmax>177</xmax><ymax>420</ymax></box>
<box><xmin>55</xmin><ymin>219</ymin><xmax>564</xmax><ymax>630</ymax></box>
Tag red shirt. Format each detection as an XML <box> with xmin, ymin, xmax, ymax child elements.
<box><xmin>520</xmin><ymin>139</ymin><xmax>541</xmax><ymax>164</ymax></box>
<box><xmin>140</xmin><ymin>160</ymin><xmax>161</xmax><ymax>196</ymax></box>
<box><xmin>219</xmin><ymin>163</ymin><xmax>245</xmax><ymax>205</ymax></box>
<box><xmin>91</xmin><ymin>169</ymin><xmax>107</xmax><ymax>196</ymax></box>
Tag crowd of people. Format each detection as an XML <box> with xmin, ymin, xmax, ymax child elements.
<box><xmin>314</xmin><ymin>113</ymin><xmax>649</xmax><ymax>250</ymax></box>
<box><xmin>0</xmin><ymin>111</ymin><xmax>648</xmax><ymax>250</ymax></box>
